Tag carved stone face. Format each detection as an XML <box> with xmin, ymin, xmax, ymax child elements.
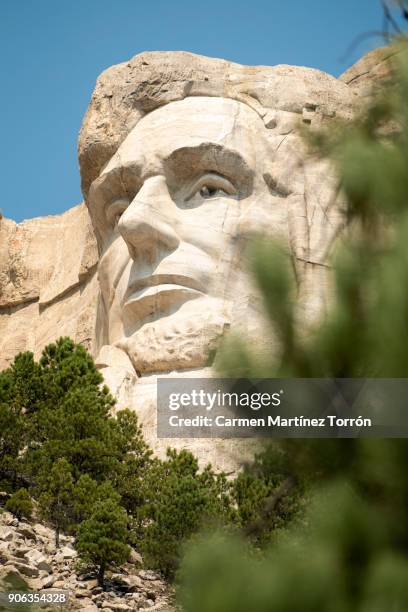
<box><xmin>88</xmin><ymin>96</ymin><xmax>292</xmax><ymax>374</ymax></box>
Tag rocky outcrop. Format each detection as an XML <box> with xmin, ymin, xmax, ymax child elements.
<box><xmin>0</xmin><ymin>204</ymin><xmax>99</xmax><ymax>370</ymax></box>
<box><xmin>339</xmin><ymin>45</ymin><xmax>400</xmax><ymax>99</ymax></box>
<box><xmin>0</xmin><ymin>509</ymin><xmax>172</xmax><ymax>611</ymax></box>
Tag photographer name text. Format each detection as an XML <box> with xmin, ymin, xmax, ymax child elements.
<box><xmin>168</xmin><ymin>415</ymin><xmax>372</xmax><ymax>429</ymax></box>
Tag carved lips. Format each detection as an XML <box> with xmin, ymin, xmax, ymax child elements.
<box><xmin>122</xmin><ymin>274</ymin><xmax>206</xmax><ymax>321</ymax></box>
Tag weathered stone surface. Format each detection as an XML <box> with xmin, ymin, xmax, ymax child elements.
<box><xmin>0</xmin><ymin>203</ymin><xmax>99</xmax><ymax>370</ymax></box>
<box><xmin>127</xmin><ymin>547</ymin><xmax>143</xmax><ymax>566</ymax></box>
<box><xmin>13</xmin><ymin>547</ymin><xmax>30</xmax><ymax>558</ymax></box>
<box><xmin>111</xmin><ymin>574</ymin><xmax>143</xmax><ymax>592</ymax></box>
<box><xmin>0</xmin><ymin>204</ymin><xmax>97</xmax><ymax>308</ymax></box>
<box><xmin>339</xmin><ymin>45</ymin><xmax>399</xmax><ymax>99</ymax></box>
<box><xmin>0</xmin><ymin>512</ymin><xmax>18</xmax><ymax>526</ymax></box>
<box><xmin>41</xmin><ymin>574</ymin><xmax>56</xmax><ymax>588</ymax></box>
<box><xmin>24</xmin><ymin>549</ymin><xmax>52</xmax><ymax>573</ymax></box>
<box><xmin>5</xmin><ymin>560</ymin><xmax>40</xmax><ymax>578</ymax></box>
<box><xmin>138</xmin><ymin>570</ymin><xmax>160</xmax><ymax>582</ymax></box>
<box><xmin>102</xmin><ymin>603</ymin><xmax>131</xmax><ymax>611</ymax></box>
<box><xmin>78</xmin><ymin>51</ymin><xmax>357</xmax><ymax>470</ymax></box>
<box><xmin>0</xmin><ymin>564</ymin><xmax>27</xmax><ymax>583</ymax></box>
<box><xmin>17</xmin><ymin>523</ymin><xmax>36</xmax><ymax>540</ymax></box>
<box><xmin>0</xmin><ymin>526</ymin><xmax>14</xmax><ymax>541</ymax></box>
<box><xmin>33</xmin><ymin>523</ymin><xmax>55</xmax><ymax>540</ymax></box>
<box><xmin>55</xmin><ymin>546</ymin><xmax>77</xmax><ymax>560</ymax></box>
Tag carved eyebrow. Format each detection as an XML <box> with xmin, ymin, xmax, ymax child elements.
<box><xmin>91</xmin><ymin>163</ymin><xmax>141</xmax><ymax>199</ymax></box>
<box><xmin>88</xmin><ymin>162</ymin><xmax>142</xmax><ymax>224</ymax></box>
<box><xmin>87</xmin><ymin>163</ymin><xmax>142</xmax><ymax>244</ymax></box>
<box><xmin>163</xmin><ymin>143</ymin><xmax>254</xmax><ymax>187</ymax></box>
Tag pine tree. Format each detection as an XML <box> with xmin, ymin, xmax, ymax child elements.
<box><xmin>76</xmin><ymin>499</ymin><xmax>130</xmax><ymax>588</ymax></box>
<box><xmin>26</xmin><ymin>337</ymin><xmax>117</xmax><ymax>483</ymax></box>
<box><xmin>38</xmin><ymin>458</ymin><xmax>74</xmax><ymax>547</ymax></box>
<box><xmin>0</xmin><ymin>351</ymin><xmax>41</xmax><ymax>488</ymax></box>
<box><xmin>138</xmin><ymin>449</ymin><xmax>233</xmax><ymax>578</ymax></box>
<box><xmin>0</xmin><ymin>400</ymin><xmax>25</xmax><ymax>490</ymax></box>
<box><xmin>71</xmin><ymin>474</ymin><xmax>121</xmax><ymax>526</ymax></box>
<box><xmin>109</xmin><ymin>409</ymin><xmax>152</xmax><ymax>516</ymax></box>
<box><xmin>0</xmin><ymin>337</ymin><xmax>158</xmax><ymax>549</ymax></box>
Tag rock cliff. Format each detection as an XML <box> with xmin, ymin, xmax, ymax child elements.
<box><xmin>0</xmin><ymin>204</ymin><xmax>98</xmax><ymax>369</ymax></box>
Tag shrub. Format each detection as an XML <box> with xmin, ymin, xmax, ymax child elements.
<box><xmin>76</xmin><ymin>499</ymin><xmax>130</xmax><ymax>587</ymax></box>
<box><xmin>5</xmin><ymin>488</ymin><xmax>33</xmax><ymax>520</ymax></box>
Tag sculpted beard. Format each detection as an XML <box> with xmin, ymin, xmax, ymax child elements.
<box><xmin>116</xmin><ymin>299</ymin><xmax>231</xmax><ymax>374</ymax></box>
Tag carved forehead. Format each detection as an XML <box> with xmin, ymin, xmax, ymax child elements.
<box><xmin>102</xmin><ymin>96</ymin><xmax>269</xmax><ymax>176</ymax></box>
<box><xmin>79</xmin><ymin>50</ymin><xmax>354</xmax><ymax>197</ymax></box>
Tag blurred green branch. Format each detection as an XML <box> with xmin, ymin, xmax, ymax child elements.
<box><xmin>178</xmin><ymin>41</ymin><xmax>408</xmax><ymax>612</ymax></box>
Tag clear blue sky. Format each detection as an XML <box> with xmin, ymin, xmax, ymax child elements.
<box><xmin>0</xmin><ymin>0</ymin><xmax>403</xmax><ymax>222</ymax></box>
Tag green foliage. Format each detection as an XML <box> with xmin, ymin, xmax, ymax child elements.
<box><xmin>0</xmin><ymin>401</ymin><xmax>25</xmax><ymax>490</ymax></box>
<box><xmin>5</xmin><ymin>488</ymin><xmax>33</xmax><ymax>520</ymax></box>
<box><xmin>38</xmin><ymin>458</ymin><xmax>74</xmax><ymax>547</ymax></box>
<box><xmin>218</xmin><ymin>44</ymin><xmax>408</xmax><ymax>379</ymax></box>
<box><xmin>0</xmin><ymin>352</ymin><xmax>40</xmax><ymax>489</ymax></box>
<box><xmin>26</xmin><ymin>337</ymin><xmax>118</xmax><ymax>483</ymax></box>
<box><xmin>178</xmin><ymin>42</ymin><xmax>408</xmax><ymax>611</ymax></box>
<box><xmin>71</xmin><ymin>475</ymin><xmax>120</xmax><ymax>525</ymax></box>
<box><xmin>137</xmin><ymin>449</ymin><xmax>233</xmax><ymax>578</ymax></box>
<box><xmin>76</xmin><ymin>499</ymin><xmax>130</xmax><ymax>587</ymax></box>
<box><xmin>231</xmin><ymin>447</ymin><xmax>302</xmax><ymax>545</ymax></box>
<box><xmin>0</xmin><ymin>336</ymin><xmax>153</xmax><ymax>536</ymax></box>
<box><xmin>109</xmin><ymin>409</ymin><xmax>152</xmax><ymax>516</ymax></box>
<box><xmin>179</xmin><ymin>483</ymin><xmax>384</xmax><ymax>612</ymax></box>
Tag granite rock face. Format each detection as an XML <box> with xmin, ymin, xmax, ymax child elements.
<box><xmin>339</xmin><ymin>45</ymin><xmax>399</xmax><ymax>99</ymax></box>
<box><xmin>0</xmin><ymin>204</ymin><xmax>98</xmax><ymax>369</ymax></box>
<box><xmin>0</xmin><ymin>48</ymin><xmax>394</xmax><ymax>470</ymax></box>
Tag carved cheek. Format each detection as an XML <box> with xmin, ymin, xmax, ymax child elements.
<box><xmin>98</xmin><ymin>237</ymin><xmax>131</xmax><ymax>309</ymax></box>
<box><xmin>177</xmin><ymin>199</ymin><xmax>241</xmax><ymax>258</ymax></box>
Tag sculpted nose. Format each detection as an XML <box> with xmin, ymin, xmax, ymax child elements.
<box><xmin>118</xmin><ymin>176</ymin><xmax>180</xmax><ymax>259</ymax></box>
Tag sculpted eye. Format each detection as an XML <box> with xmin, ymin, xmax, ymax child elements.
<box><xmin>188</xmin><ymin>173</ymin><xmax>237</xmax><ymax>202</ymax></box>
<box><xmin>199</xmin><ymin>185</ymin><xmax>225</xmax><ymax>198</ymax></box>
<box><xmin>106</xmin><ymin>199</ymin><xmax>129</xmax><ymax>226</ymax></box>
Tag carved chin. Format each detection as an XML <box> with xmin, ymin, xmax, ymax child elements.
<box><xmin>116</xmin><ymin>311</ymin><xmax>230</xmax><ymax>374</ymax></box>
